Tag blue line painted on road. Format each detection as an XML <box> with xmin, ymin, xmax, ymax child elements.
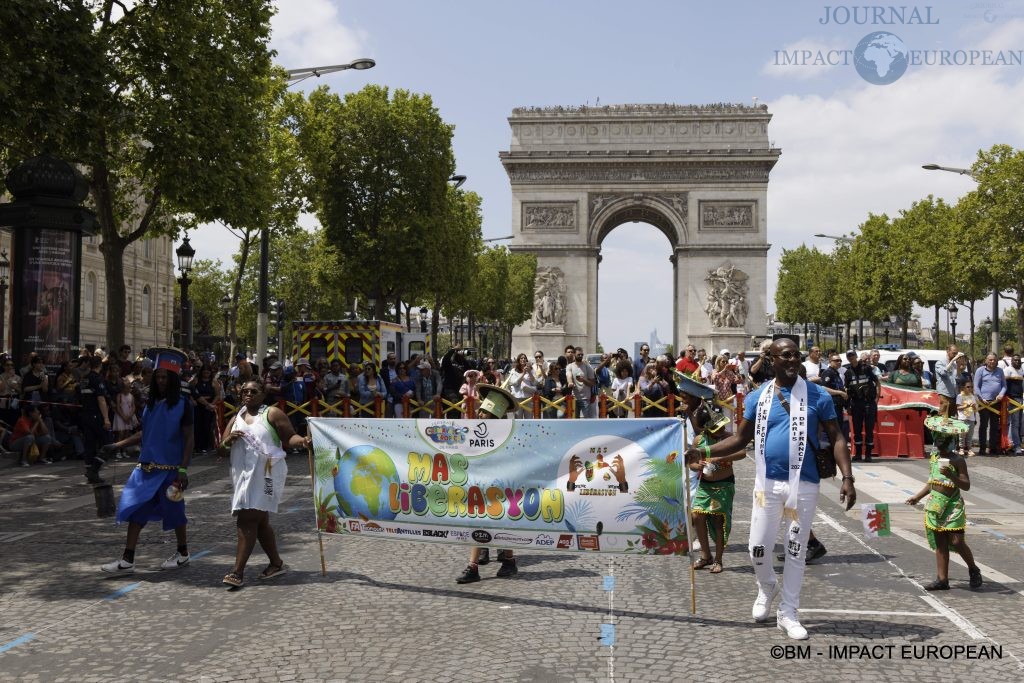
<box><xmin>603</xmin><ymin>576</ymin><xmax>615</xmax><ymax>591</ymax></box>
<box><xmin>285</xmin><ymin>505</ymin><xmax>302</xmax><ymax>513</ymax></box>
<box><xmin>0</xmin><ymin>633</ymin><xmax>35</xmax><ymax>654</ymax></box>
<box><xmin>902</xmin><ymin>489</ymin><xmax>916</xmax><ymax>495</ymax></box>
<box><xmin>190</xmin><ymin>550</ymin><xmax>212</xmax><ymax>561</ymax></box>
<box><xmin>883</xmin><ymin>480</ymin><xmax>897</xmax><ymax>487</ymax></box>
<box><xmin>599</xmin><ymin>623</ymin><xmax>615</xmax><ymax>646</ymax></box>
<box><xmin>103</xmin><ymin>582</ymin><xmax>141</xmax><ymax>601</ymax></box>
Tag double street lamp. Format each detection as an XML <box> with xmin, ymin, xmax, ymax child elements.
<box><xmin>175</xmin><ymin>236</ymin><xmax>196</xmax><ymax>349</ymax></box>
<box><xmin>922</xmin><ymin>162</ymin><xmax>999</xmax><ymax>354</ymax></box>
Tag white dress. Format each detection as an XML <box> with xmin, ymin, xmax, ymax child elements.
<box><xmin>229</xmin><ymin>405</ymin><xmax>288</xmax><ymax>513</ymax></box>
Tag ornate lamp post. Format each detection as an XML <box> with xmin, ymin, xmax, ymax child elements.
<box><xmin>948</xmin><ymin>304</ymin><xmax>958</xmax><ymax>343</ymax></box>
<box><xmin>0</xmin><ymin>250</ymin><xmax>8</xmax><ymax>353</ymax></box>
<box><xmin>300</xmin><ymin>306</ymin><xmax>309</xmax><ymax>321</ymax></box>
<box><xmin>175</xmin><ymin>236</ymin><xmax>196</xmax><ymax>349</ymax></box>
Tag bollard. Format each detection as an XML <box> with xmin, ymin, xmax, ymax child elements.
<box><xmin>94</xmin><ymin>482</ymin><xmax>116</xmax><ymax>517</ymax></box>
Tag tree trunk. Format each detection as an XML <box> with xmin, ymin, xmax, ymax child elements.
<box><xmin>229</xmin><ymin>228</ymin><xmax>254</xmax><ymax>358</ymax></box>
<box><xmin>431</xmin><ymin>294</ymin><xmax>441</xmax><ymax>358</ymax></box>
<box><xmin>100</xmin><ymin>236</ymin><xmax>128</xmax><ymax>352</ymax></box>
<box><xmin>968</xmin><ymin>300</ymin><xmax>976</xmax><ymax>360</ymax></box>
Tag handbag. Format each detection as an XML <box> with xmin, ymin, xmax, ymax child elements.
<box><xmin>814</xmin><ymin>444</ymin><xmax>837</xmax><ymax>479</ymax></box>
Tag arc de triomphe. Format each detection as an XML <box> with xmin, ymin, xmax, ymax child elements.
<box><xmin>502</xmin><ymin>104</ymin><xmax>780</xmax><ymax>356</ymax></box>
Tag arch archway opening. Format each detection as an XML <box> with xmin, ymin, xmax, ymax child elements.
<box><xmin>597</xmin><ymin>221</ymin><xmax>674</xmax><ymax>356</ymax></box>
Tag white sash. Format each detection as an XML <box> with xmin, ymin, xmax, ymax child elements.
<box><xmin>753</xmin><ymin>377</ymin><xmax>808</xmax><ymax>520</ymax></box>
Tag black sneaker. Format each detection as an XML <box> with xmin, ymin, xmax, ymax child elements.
<box><xmin>456</xmin><ymin>565</ymin><xmax>480</xmax><ymax>584</ymax></box>
<box><xmin>924</xmin><ymin>578</ymin><xmax>950</xmax><ymax>591</ymax></box>
<box><xmin>496</xmin><ymin>558</ymin><xmax>518</xmax><ymax>578</ymax></box>
<box><xmin>969</xmin><ymin>566</ymin><xmax>983</xmax><ymax>589</ymax></box>
<box><xmin>806</xmin><ymin>541</ymin><xmax>827</xmax><ymax>563</ymax></box>
<box><xmin>85</xmin><ymin>471</ymin><xmax>105</xmax><ymax>485</ymax></box>
<box><xmin>477</xmin><ymin>548</ymin><xmax>490</xmax><ymax>565</ymax></box>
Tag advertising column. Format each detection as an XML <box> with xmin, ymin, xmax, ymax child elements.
<box><xmin>11</xmin><ymin>228</ymin><xmax>80</xmax><ymax>367</ymax></box>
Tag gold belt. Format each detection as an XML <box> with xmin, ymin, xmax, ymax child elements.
<box><xmin>137</xmin><ymin>462</ymin><xmax>178</xmax><ymax>473</ymax></box>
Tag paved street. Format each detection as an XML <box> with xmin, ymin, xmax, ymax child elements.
<box><xmin>1</xmin><ymin>450</ymin><xmax>1023</xmax><ymax>682</ymax></box>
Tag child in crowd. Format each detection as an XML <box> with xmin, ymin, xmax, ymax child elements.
<box><xmin>956</xmin><ymin>380</ymin><xmax>977</xmax><ymax>456</ymax></box>
<box><xmin>459</xmin><ymin>369</ymin><xmax>482</xmax><ymax>418</ymax></box>
<box><xmin>610</xmin><ymin>362</ymin><xmax>634</xmax><ymax>418</ymax></box>
<box><xmin>905</xmin><ymin>428</ymin><xmax>982</xmax><ymax>591</ymax></box>
<box><xmin>112</xmin><ymin>379</ymin><xmax>138</xmax><ymax>458</ymax></box>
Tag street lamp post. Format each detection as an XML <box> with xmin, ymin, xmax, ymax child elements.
<box><xmin>923</xmin><ymin>163</ymin><xmax>999</xmax><ymax>354</ymax></box>
<box><xmin>175</xmin><ymin>236</ymin><xmax>196</xmax><ymax>350</ymax></box>
<box><xmin>948</xmin><ymin>304</ymin><xmax>958</xmax><ymax>344</ymax></box>
<box><xmin>0</xmin><ymin>250</ymin><xmax>8</xmax><ymax>353</ymax></box>
<box><xmin>300</xmin><ymin>306</ymin><xmax>309</xmax><ymax>322</ymax></box>
<box><xmin>419</xmin><ymin>306</ymin><xmax>428</xmax><ymax>334</ymax></box>
<box><xmin>252</xmin><ymin>59</ymin><xmax>379</xmax><ymax>365</ymax></box>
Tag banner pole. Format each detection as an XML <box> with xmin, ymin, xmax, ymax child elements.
<box><xmin>681</xmin><ymin>418</ymin><xmax>696</xmax><ymax>615</ymax></box>
<box><xmin>306</xmin><ymin>431</ymin><xmax>327</xmax><ymax>576</ymax></box>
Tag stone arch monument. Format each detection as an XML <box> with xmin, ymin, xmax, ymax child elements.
<box><xmin>502</xmin><ymin>104</ymin><xmax>780</xmax><ymax>356</ymax></box>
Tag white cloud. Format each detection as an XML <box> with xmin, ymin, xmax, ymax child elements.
<box><xmin>269</xmin><ymin>0</ymin><xmax>369</xmax><ymax>70</ymax></box>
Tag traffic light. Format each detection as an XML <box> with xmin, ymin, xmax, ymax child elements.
<box><xmin>269</xmin><ymin>300</ymin><xmax>278</xmax><ymax>330</ymax></box>
<box><xmin>276</xmin><ymin>299</ymin><xmax>286</xmax><ymax>330</ymax></box>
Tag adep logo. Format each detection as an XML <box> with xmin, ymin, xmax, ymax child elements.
<box><xmin>556</xmin><ymin>534</ymin><xmax>575</xmax><ymax>549</ymax></box>
<box><xmin>347</xmin><ymin>521</ymin><xmax>361</xmax><ymax>533</ymax></box>
<box><xmin>535</xmin><ymin>534</ymin><xmax>556</xmax><ymax>546</ymax></box>
<box><xmin>493</xmin><ymin>532</ymin><xmax>533</xmax><ymax>545</ymax></box>
<box><xmin>472</xmin><ymin>530</ymin><xmax>492</xmax><ymax>544</ymax></box>
<box><xmin>577</xmin><ymin>534</ymin><xmax>601</xmax><ymax>551</ymax></box>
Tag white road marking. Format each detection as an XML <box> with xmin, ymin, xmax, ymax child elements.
<box><xmin>800</xmin><ymin>608</ymin><xmax>942</xmax><ymax>617</ymax></box>
<box><xmin>919</xmin><ymin>595</ymin><xmax>987</xmax><ymax>640</ymax></box>
<box><xmin>888</xmin><ymin>526</ymin><xmax>1024</xmax><ymax>596</ymax></box>
<box><xmin>815</xmin><ymin>510</ymin><xmax>994</xmax><ymax>643</ymax></box>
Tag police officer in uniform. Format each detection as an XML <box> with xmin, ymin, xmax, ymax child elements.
<box><xmin>845</xmin><ymin>351</ymin><xmax>880</xmax><ymax>462</ymax></box>
<box><xmin>79</xmin><ymin>355</ymin><xmax>111</xmax><ymax>483</ymax></box>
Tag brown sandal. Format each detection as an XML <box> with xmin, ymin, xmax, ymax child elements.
<box><xmin>693</xmin><ymin>557</ymin><xmax>713</xmax><ymax>570</ymax></box>
<box><xmin>709</xmin><ymin>562</ymin><xmax>724</xmax><ymax>574</ymax></box>
<box><xmin>222</xmin><ymin>572</ymin><xmax>244</xmax><ymax>587</ymax></box>
<box><xmin>258</xmin><ymin>563</ymin><xmax>288</xmax><ymax>580</ymax></box>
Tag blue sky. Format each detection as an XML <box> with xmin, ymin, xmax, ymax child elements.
<box><xmin>189</xmin><ymin>0</ymin><xmax>1024</xmax><ymax>354</ymax></box>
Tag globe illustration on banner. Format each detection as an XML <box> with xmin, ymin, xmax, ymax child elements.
<box><xmin>334</xmin><ymin>445</ymin><xmax>400</xmax><ymax>521</ymax></box>
<box><xmin>854</xmin><ymin>31</ymin><xmax>908</xmax><ymax>85</ymax></box>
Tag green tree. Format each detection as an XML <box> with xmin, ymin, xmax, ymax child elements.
<box><xmin>0</xmin><ymin>1</ymin><xmax>277</xmax><ymax>349</ymax></box>
<box><xmin>853</xmin><ymin>213</ymin><xmax>917</xmax><ymax>346</ymax></box>
<box><xmin>185</xmin><ymin>258</ymin><xmax>232</xmax><ymax>342</ymax></box>
<box><xmin>958</xmin><ymin>144</ymin><xmax>1024</xmax><ymax>348</ymax></box>
<box><xmin>298</xmin><ymin>85</ymin><xmax>456</xmax><ymax>321</ymax></box>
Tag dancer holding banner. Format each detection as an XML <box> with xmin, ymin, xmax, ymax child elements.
<box><xmin>686</xmin><ymin>337</ymin><xmax>856</xmax><ymax>640</ymax></box>
<box><xmin>100</xmin><ymin>348</ymin><xmax>195</xmax><ymax>575</ymax></box>
<box><xmin>456</xmin><ymin>383</ymin><xmax>520</xmax><ymax>584</ymax></box>
<box><xmin>905</xmin><ymin>418</ymin><xmax>982</xmax><ymax>591</ymax></box>
<box><xmin>677</xmin><ymin>375</ymin><xmax>744</xmax><ymax>575</ymax></box>
<box><xmin>219</xmin><ymin>379</ymin><xmax>311</xmax><ymax>588</ymax></box>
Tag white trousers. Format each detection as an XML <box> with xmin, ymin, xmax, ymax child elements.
<box><xmin>747</xmin><ymin>479</ymin><xmax>819</xmax><ymax>617</ymax></box>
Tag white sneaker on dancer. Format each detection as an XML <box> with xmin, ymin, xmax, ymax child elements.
<box><xmin>101</xmin><ymin>559</ymin><xmax>135</xmax><ymax>574</ymax></box>
<box><xmin>751</xmin><ymin>582</ymin><xmax>779</xmax><ymax>622</ymax></box>
<box><xmin>160</xmin><ymin>552</ymin><xmax>190</xmax><ymax>570</ymax></box>
<box><xmin>777</xmin><ymin>610</ymin><xmax>809</xmax><ymax>640</ymax></box>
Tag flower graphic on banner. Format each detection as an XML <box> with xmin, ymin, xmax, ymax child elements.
<box><xmin>618</xmin><ymin>451</ymin><xmax>689</xmax><ymax>555</ymax></box>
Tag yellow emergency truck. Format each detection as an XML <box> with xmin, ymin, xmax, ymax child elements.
<box><xmin>290</xmin><ymin>320</ymin><xmax>430</xmax><ymax>367</ymax></box>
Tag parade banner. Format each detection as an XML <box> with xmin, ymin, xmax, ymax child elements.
<box><xmin>308</xmin><ymin>417</ymin><xmax>689</xmax><ymax>555</ymax></box>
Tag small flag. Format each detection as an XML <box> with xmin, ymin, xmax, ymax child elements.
<box><xmin>861</xmin><ymin>503</ymin><xmax>891</xmax><ymax>537</ymax></box>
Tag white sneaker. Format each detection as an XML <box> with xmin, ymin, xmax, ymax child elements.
<box><xmin>160</xmin><ymin>552</ymin><xmax>190</xmax><ymax>570</ymax></box>
<box><xmin>777</xmin><ymin>611</ymin><xmax>809</xmax><ymax>640</ymax></box>
<box><xmin>752</xmin><ymin>582</ymin><xmax>780</xmax><ymax>622</ymax></box>
<box><xmin>101</xmin><ymin>559</ymin><xmax>135</xmax><ymax>574</ymax></box>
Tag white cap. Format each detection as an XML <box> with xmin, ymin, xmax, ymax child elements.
<box><xmin>720</xmin><ymin>349</ymin><xmax>730</xmax><ymax>356</ymax></box>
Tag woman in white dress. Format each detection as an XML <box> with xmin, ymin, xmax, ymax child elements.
<box><xmin>218</xmin><ymin>379</ymin><xmax>310</xmax><ymax>588</ymax></box>
<box><xmin>506</xmin><ymin>353</ymin><xmax>537</xmax><ymax>418</ymax></box>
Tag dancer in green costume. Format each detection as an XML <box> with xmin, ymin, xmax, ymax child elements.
<box><xmin>905</xmin><ymin>429</ymin><xmax>982</xmax><ymax>591</ymax></box>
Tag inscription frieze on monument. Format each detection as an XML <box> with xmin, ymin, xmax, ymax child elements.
<box><xmin>522</xmin><ymin>202</ymin><xmax>578</xmax><ymax>232</ymax></box>
<box><xmin>698</xmin><ymin>201</ymin><xmax>756</xmax><ymax>232</ymax></box>
<box><xmin>507</xmin><ymin>162</ymin><xmax>771</xmax><ymax>184</ymax></box>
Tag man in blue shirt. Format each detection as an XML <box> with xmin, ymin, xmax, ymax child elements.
<box><xmin>934</xmin><ymin>345</ymin><xmax>965</xmax><ymax>418</ymax></box>
<box><xmin>974</xmin><ymin>353</ymin><xmax>1006</xmax><ymax>456</ymax></box>
<box><xmin>686</xmin><ymin>338</ymin><xmax>856</xmax><ymax>641</ymax></box>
